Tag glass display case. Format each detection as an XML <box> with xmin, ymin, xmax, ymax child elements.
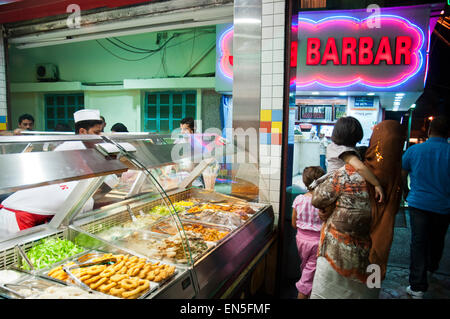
<box><xmin>0</xmin><ymin>133</ymin><xmax>274</xmax><ymax>299</ymax></box>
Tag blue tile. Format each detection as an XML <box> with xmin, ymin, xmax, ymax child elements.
<box><xmin>272</xmin><ymin>109</ymin><xmax>283</xmax><ymax>122</ymax></box>
<box><xmin>260</xmin><ymin>132</ymin><xmax>271</xmax><ymax>144</ymax></box>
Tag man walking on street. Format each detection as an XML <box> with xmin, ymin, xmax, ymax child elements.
<box><xmin>402</xmin><ymin>116</ymin><xmax>449</xmax><ymax>299</ymax></box>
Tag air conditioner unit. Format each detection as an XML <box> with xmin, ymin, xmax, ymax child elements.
<box><xmin>36</xmin><ymin>63</ymin><xmax>59</xmax><ymax>82</ymax></box>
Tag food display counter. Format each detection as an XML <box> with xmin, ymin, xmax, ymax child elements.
<box><xmin>0</xmin><ymin>133</ymin><xmax>274</xmax><ymax>299</ymax></box>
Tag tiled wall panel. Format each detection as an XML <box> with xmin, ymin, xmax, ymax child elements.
<box><xmin>0</xmin><ymin>32</ymin><xmax>7</xmax><ymax>130</ymax></box>
<box><xmin>259</xmin><ymin>0</ymin><xmax>285</xmax><ymax>222</ymax></box>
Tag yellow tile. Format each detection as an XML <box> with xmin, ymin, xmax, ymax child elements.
<box><xmin>260</xmin><ymin>110</ymin><xmax>272</xmax><ymax>122</ymax></box>
<box><xmin>271</xmin><ymin>121</ymin><xmax>282</xmax><ymax>133</ymax></box>
<box><xmin>0</xmin><ymin>123</ymin><xmax>6</xmax><ymax>131</ymax></box>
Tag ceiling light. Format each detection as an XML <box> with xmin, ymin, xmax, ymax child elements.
<box><xmin>366</xmin><ymin>93</ymin><xmax>375</xmax><ymax>96</ymax></box>
<box><xmin>339</xmin><ymin>92</ymin><xmax>347</xmax><ymax>96</ymax></box>
<box><xmin>311</xmin><ymin>92</ymin><xmax>320</xmax><ymax>95</ymax></box>
<box><xmin>393</xmin><ymin>105</ymin><xmax>399</xmax><ymax>111</ymax></box>
<box><xmin>410</xmin><ymin>103</ymin><xmax>416</xmax><ymax>109</ymax></box>
<box><xmin>394</xmin><ymin>102</ymin><xmax>401</xmax><ymax>106</ymax></box>
<box><xmin>395</xmin><ymin>93</ymin><xmax>405</xmax><ymax>97</ymax></box>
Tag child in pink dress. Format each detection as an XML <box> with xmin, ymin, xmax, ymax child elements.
<box><xmin>292</xmin><ymin>166</ymin><xmax>326</xmax><ymax>299</ymax></box>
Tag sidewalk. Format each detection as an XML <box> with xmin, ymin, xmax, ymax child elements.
<box><xmin>380</xmin><ymin>264</ymin><xmax>450</xmax><ymax>299</ymax></box>
<box><xmin>279</xmin><ymin>209</ymin><xmax>450</xmax><ymax>299</ymax></box>
<box><xmin>380</xmin><ymin>210</ymin><xmax>450</xmax><ymax>299</ymax></box>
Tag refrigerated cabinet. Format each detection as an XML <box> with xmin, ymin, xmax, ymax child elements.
<box><xmin>0</xmin><ymin>133</ymin><xmax>274</xmax><ymax>299</ymax></box>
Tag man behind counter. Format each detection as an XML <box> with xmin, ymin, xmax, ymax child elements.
<box><xmin>0</xmin><ymin>109</ymin><xmax>113</xmax><ymax>237</ymax></box>
<box><xmin>13</xmin><ymin>114</ymin><xmax>35</xmax><ymax>135</ymax></box>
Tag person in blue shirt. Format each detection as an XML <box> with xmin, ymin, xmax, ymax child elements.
<box><xmin>402</xmin><ymin>115</ymin><xmax>449</xmax><ymax>299</ymax></box>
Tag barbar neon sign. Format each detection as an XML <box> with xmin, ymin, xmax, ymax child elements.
<box><xmin>296</xmin><ymin>15</ymin><xmax>425</xmax><ymax>89</ymax></box>
<box><xmin>306</xmin><ymin>36</ymin><xmax>412</xmax><ymax>65</ymax></box>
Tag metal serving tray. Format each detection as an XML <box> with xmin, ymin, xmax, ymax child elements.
<box><xmin>0</xmin><ymin>268</ymin><xmax>108</xmax><ymax>299</ymax></box>
<box><xmin>0</xmin><ymin>272</ymin><xmax>66</xmax><ymax>299</ymax></box>
<box><xmin>36</xmin><ymin>250</ymin><xmax>161</xmax><ymax>299</ymax></box>
<box><xmin>149</xmin><ymin>218</ymin><xmax>232</xmax><ymax>242</ymax></box>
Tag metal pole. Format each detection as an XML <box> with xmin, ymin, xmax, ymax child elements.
<box><xmin>406</xmin><ymin>108</ymin><xmax>413</xmax><ymax>148</ymax></box>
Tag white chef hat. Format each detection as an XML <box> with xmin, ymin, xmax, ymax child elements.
<box><xmin>73</xmin><ymin>109</ymin><xmax>101</xmax><ymax>123</ymax></box>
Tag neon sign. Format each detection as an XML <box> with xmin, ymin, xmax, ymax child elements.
<box><xmin>218</xmin><ymin>26</ymin><xmax>233</xmax><ymax>80</ymax></box>
<box><xmin>296</xmin><ymin>15</ymin><xmax>426</xmax><ymax>89</ymax></box>
<box><xmin>306</xmin><ymin>36</ymin><xmax>412</xmax><ymax>65</ymax></box>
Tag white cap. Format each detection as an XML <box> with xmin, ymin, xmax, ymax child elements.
<box><xmin>73</xmin><ymin>109</ymin><xmax>101</xmax><ymax>123</ymax></box>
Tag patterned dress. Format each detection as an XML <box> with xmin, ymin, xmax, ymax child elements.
<box><xmin>311</xmin><ymin>164</ymin><xmax>372</xmax><ymax>284</ymax></box>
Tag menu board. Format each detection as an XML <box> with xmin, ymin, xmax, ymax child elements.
<box><xmin>334</xmin><ymin>105</ymin><xmax>347</xmax><ymax>120</ymax></box>
<box><xmin>353</xmin><ymin>97</ymin><xmax>375</xmax><ymax>108</ymax></box>
<box><xmin>300</xmin><ymin>105</ymin><xmax>331</xmax><ymax>120</ymax></box>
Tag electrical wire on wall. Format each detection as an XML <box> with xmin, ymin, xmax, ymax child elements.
<box><xmin>188</xmin><ymin>28</ymin><xmax>197</xmax><ymax>71</ymax></box>
<box><xmin>95</xmin><ymin>34</ymin><xmax>176</xmax><ymax>61</ymax></box>
<box><xmin>95</xmin><ymin>28</ymin><xmax>216</xmax><ymax>78</ymax></box>
<box><xmin>95</xmin><ymin>28</ymin><xmax>215</xmax><ymax>62</ymax></box>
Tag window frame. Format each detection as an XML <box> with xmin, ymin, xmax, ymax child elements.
<box><xmin>143</xmin><ymin>91</ymin><xmax>197</xmax><ymax>133</ymax></box>
<box><xmin>44</xmin><ymin>93</ymin><xmax>85</xmax><ymax>131</ymax></box>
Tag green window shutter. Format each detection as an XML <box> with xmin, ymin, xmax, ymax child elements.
<box><xmin>44</xmin><ymin>93</ymin><xmax>84</xmax><ymax>131</ymax></box>
<box><xmin>144</xmin><ymin>91</ymin><xmax>196</xmax><ymax>133</ymax></box>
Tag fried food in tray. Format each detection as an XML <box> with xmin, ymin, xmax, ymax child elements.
<box><xmin>183</xmin><ymin>206</ymin><xmax>253</xmax><ymax>227</ymax></box>
<box><xmin>182</xmin><ymin>224</ymin><xmax>230</xmax><ymax>242</ymax></box>
<box><xmin>116</xmin><ymin>230</ymin><xmax>210</xmax><ymax>264</ymax></box>
<box><xmin>150</xmin><ymin>219</ymin><xmax>180</xmax><ymax>235</ymax></box>
<box><xmin>153</xmin><ymin>231</ymin><xmax>211</xmax><ymax>264</ymax></box>
<box><xmin>185</xmin><ymin>201</ymin><xmax>255</xmax><ymax>219</ymax></box>
<box><xmin>150</xmin><ymin>219</ymin><xmax>230</xmax><ymax>242</ymax></box>
<box><xmin>182</xmin><ymin>209</ymin><xmax>243</xmax><ymax>229</ymax></box>
<box><xmin>46</xmin><ymin>252</ymin><xmax>176</xmax><ymax>299</ymax></box>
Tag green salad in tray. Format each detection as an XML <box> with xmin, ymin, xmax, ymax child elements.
<box><xmin>21</xmin><ymin>238</ymin><xmax>85</xmax><ymax>270</ymax></box>
<box><xmin>148</xmin><ymin>204</ymin><xmax>185</xmax><ymax>216</ymax></box>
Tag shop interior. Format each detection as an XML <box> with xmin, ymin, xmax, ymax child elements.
<box><xmin>290</xmin><ymin>91</ymin><xmax>421</xmax><ymax>190</ymax></box>
<box><xmin>0</xmin><ymin>1</ymin><xmax>273</xmax><ymax>300</ymax></box>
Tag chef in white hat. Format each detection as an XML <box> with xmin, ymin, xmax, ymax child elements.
<box><xmin>0</xmin><ymin>109</ymin><xmax>118</xmax><ymax>237</ymax></box>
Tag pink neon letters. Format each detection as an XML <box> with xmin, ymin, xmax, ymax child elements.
<box><xmin>297</xmin><ymin>15</ymin><xmax>425</xmax><ymax>89</ymax></box>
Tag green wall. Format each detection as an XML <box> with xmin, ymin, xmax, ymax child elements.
<box><xmin>8</xmin><ymin>27</ymin><xmax>218</xmax><ymax>132</ymax></box>
<box><xmin>10</xmin><ymin>92</ymin><xmax>42</xmax><ymax>130</ymax></box>
<box><xmin>9</xmin><ymin>27</ymin><xmax>216</xmax><ymax>83</ymax></box>
<box><xmin>85</xmin><ymin>90</ymin><xmax>141</xmax><ymax>132</ymax></box>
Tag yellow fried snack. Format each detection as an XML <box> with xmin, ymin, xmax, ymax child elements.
<box><xmin>138</xmin><ymin>268</ymin><xmax>150</xmax><ymax>279</ymax></box>
<box><xmin>99</xmin><ymin>266</ymin><xmax>116</xmax><ymax>278</ymax></box>
<box><xmin>87</xmin><ymin>265</ymin><xmax>106</xmax><ymax>276</ymax></box>
<box><xmin>121</xmin><ymin>284</ymin><xmax>144</xmax><ymax>299</ymax></box>
<box><xmin>146</xmin><ymin>271</ymin><xmax>155</xmax><ymax>281</ymax></box>
<box><xmin>110</xmin><ymin>274</ymin><xmax>128</xmax><ymax>282</ymax></box>
<box><xmin>112</xmin><ymin>260</ymin><xmax>125</xmax><ymax>271</ymax></box>
<box><xmin>46</xmin><ymin>253</ymin><xmax>175</xmax><ymax>299</ymax></box>
<box><xmin>99</xmin><ymin>281</ymin><xmax>117</xmax><ymax>293</ymax></box>
<box><xmin>109</xmin><ymin>287</ymin><xmax>125</xmax><ymax>297</ymax></box>
<box><xmin>137</xmin><ymin>279</ymin><xmax>150</xmax><ymax>292</ymax></box>
<box><xmin>127</xmin><ymin>266</ymin><xmax>141</xmax><ymax>277</ymax></box>
<box><xmin>80</xmin><ymin>274</ymin><xmax>92</xmax><ymax>282</ymax></box>
<box><xmin>84</xmin><ymin>275</ymin><xmax>101</xmax><ymax>284</ymax></box>
<box><xmin>90</xmin><ymin>277</ymin><xmax>108</xmax><ymax>290</ymax></box>
<box><xmin>120</xmin><ymin>278</ymin><xmax>139</xmax><ymax>290</ymax></box>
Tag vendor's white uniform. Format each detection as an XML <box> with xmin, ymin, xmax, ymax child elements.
<box><xmin>0</xmin><ymin>109</ymin><xmax>117</xmax><ymax>237</ymax></box>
